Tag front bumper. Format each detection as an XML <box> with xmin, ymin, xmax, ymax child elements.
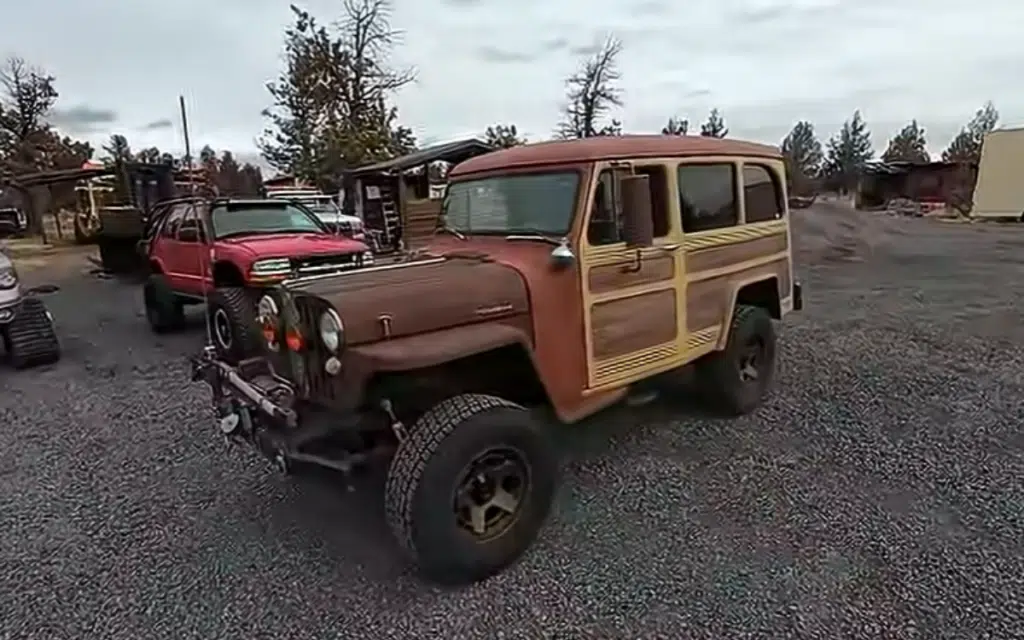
<box><xmin>190</xmin><ymin>347</ymin><xmax>298</xmax><ymax>429</ymax></box>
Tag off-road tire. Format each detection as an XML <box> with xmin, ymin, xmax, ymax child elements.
<box><xmin>207</xmin><ymin>287</ymin><xmax>260</xmax><ymax>364</ymax></box>
<box><xmin>3</xmin><ymin>297</ymin><xmax>60</xmax><ymax>369</ymax></box>
<box><xmin>143</xmin><ymin>274</ymin><xmax>184</xmax><ymax>333</ymax></box>
<box><xmin>384</xmin><ymin>394</ymin><xmax>558</xmax><ymax>586</ymax></box>
<box><xmin>697</xmin><ymin>304</ymin><xmax>777</xmax><ymax>416</ymax></box>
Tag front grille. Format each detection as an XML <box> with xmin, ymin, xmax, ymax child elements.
<box><xmin>294</xmin><ymin>295</ymin><xmax>336</xmax><ymax>402</ymax></box>
<box><xmin>291</xmin><ymin>252</ymin><xmax>362</xmax><ymax>276</ymax></box>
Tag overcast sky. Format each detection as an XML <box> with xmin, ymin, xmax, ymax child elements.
<box><xmin>5</xmin><ymin>0</ymin><xmax>1023</xmax><ymax>171</ymax></box>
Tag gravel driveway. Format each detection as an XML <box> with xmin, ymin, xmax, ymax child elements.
<box><xmin>2</xmin><ymin>207</ymin><xmax>1022</xmax><ymax>639</ymax></box>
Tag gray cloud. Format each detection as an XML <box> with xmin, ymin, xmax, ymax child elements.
<box><xmin>48</xmin><ymin>105</ymin><xmax>117</xmax><ymax>134</ymax></box>
<box><xmin>476</xmin><ymin>46</ymin><xmax>536</xmax><ymax>64</ymax></box>
<box><xmin>141</xmin><ymin>118</ymin><xmax>173</xmax><ymax>130</ymax></box>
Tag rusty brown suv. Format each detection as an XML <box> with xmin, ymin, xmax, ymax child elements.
<box><xmin>191</xmin><ymin>135</ymin><xmax>803</xmax><ymax>585</ymax></box>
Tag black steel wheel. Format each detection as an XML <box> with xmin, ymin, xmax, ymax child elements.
<box><xmin>697</xmin><ymin>304</ymin><xmax>777</xmax><ymax>415</ymax></box>
<box><xmin>385</xmin><ymin>394</ymin><xmax>558</xmax><ymax>586</ymax></box>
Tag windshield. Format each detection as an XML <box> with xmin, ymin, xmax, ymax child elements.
<box><xmin>294</xmin><ymin>197</ymin><xmax>341</xmax><ymax>216</ymax></box>
<box><xmin>442</xmin><ymin>171</ymin><xmax>579</xmax><ymax>236</ymax></box>
<box><xmin>210</xmin><ymin>202</ymin><xmax>326</xmax><ymax>239</ymax></box>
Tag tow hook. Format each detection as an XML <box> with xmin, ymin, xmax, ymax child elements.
<box><xmin>380</xmin><ymin>398</ymin><xmax>406</xmax><ymax>441</ymax></box>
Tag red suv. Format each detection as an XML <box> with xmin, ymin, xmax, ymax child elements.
<box><xmin>143</xmin><ymin>197</ymin><xmax>371</xmax><ymax>360</ymax></box>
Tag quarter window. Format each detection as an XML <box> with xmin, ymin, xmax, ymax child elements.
<box><xmin>678</xmin><ymin>164</ymin><xmax>737</xmax><ymax>232</ymax></box>
<box><xmin>743</xmin><ymin>164</ymin><xmax>784</xmax><ymax>223</ymax></box>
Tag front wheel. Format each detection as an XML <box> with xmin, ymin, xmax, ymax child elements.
<box><xmin>206</xmin><ymin>287</ymin><xmax>260</xmax><ymax>363</ymax></box>
<box><xmin>384</xmin><ymin>394</ymin><xmax>558</xmax><ymax>586</ymax></box>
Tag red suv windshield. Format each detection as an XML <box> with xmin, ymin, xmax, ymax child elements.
<box><xmin>211</xmin><ymin>202</ymin><xmax>326</xmax><ymax>239</ymax></box>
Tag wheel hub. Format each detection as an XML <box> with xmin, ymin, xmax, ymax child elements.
<box><xmin>739</xmin><ymin>337</ymin><xmax>763</xmax><ymax>382</ymax></box>
<box><xmin>453</xmin><ymin>449</ymin><xmax>529</xmax><ymax>540</ymax></box>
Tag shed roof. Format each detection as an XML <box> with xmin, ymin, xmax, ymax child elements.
<box><xmin>348</xmin><ymin>138</ymin><xmax>493</xmax><ymax>176</ymax></box>
<box><xmin>450</xmin><ymin>135</ymin><xmax>781</xmax><ymax>177</ymax></box>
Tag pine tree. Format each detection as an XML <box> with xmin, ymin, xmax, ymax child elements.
<box><xmin>699</xmin><ymin>109</ymin><xmax>728</xmax><ymax>137</ymax></box>
<box><xmin>881</xmin><ymin>120</ymin><xmax>929</xmax><ymax>163</ymax></box>
<box><xmin>942</xmin><ymin>101</ymin><xmax>998</xmax><ymax>164</ymax></box>
<box><xmin>781</xmin><ymin>121</ymin><xmax>823</xmax><ymax>194</ymax></box>
<box><xmin>823</xmin><ymin>110</ymin><xmax>873</xmax><ymax>194</ymax></box>
<box><xmin>484</xmin><ymin>124</ymin><xmax>526</xmax><ymax>148</ymax></box>
<box><xmin>662</xmin><ymin>117</ymin><xmax>688</xmax><ymax>135</ymax></box>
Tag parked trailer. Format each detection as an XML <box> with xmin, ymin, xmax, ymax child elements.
<box><xmin>971</xmin><ymin>127</ymin><xmax>1024</xmax><ymax>221</ymax></box>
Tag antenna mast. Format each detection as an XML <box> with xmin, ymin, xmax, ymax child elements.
<box><xmin>179</xmin><ymin>95</ymin><xmax>214</xmax><ymax>348</ymax></box>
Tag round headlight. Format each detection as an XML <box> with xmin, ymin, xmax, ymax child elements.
<box><xmin>319</xmin><ymin>309</ymin><xmax>343</xmax><ymax>352</ymax></box>
<box><xmin>257</xmin><ymin>295</ymin><xmax>278</xmax><ymax>320</ymax></box>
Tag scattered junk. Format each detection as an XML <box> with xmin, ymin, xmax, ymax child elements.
<box><xmin>0</xmin><ymin>248</ymin><xmax>61</xmax><ymax>369</ymax></box>
<box><xmin>0</xmin><ymin>188</ymin><xmax>27</xmax><ymax>238</ymax></box>
<box><xmin>857</xmin><ymin>160</ymin><xmax>977</xmax><ymax>218</ymax></box>
<box><xmin>969</xmin><ymin>127</ymin><xmax>1024</xmax><ymax>221</ymax></box>
<box><xmin>342</xmin><ymin>139</ymin><xmax>493</xmax><ymax>252</ymax></box>
<box><xmin>788</xmin><ymin>195</ymin><xmax>817</xmax><ymax>209</ymax></box>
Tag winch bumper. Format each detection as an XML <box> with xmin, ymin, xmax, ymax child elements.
<box><xmin>190</xmin><ymin>348</ymin><xmax>298</xmax><ymax>429</ymax></box>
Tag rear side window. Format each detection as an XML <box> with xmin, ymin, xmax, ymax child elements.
<box><xmin>678</xmin><ymin>164</ymin><xmax>737</xmax><ymax>232</ymax></box>
<box><xmin>743</xmin><ymin>164</ymin><xmax>784</xmax><ymax>223</ymax></box>
<box><xmin>160</xmin><ymin>204</ymin><xmax>189</xmax><ymax>238</ymax></box>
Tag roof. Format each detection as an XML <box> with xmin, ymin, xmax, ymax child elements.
<box><xmin>3</xmin><ymin>162</ymin><xmax>175</xmax><ymax>189</ymax></box>
<box><xmin>450</xmin><ymin>135</ymin><xmax>781</xmax><ymax>177</ymax></box>
<box><xmin>349</xmin><ymin>138</ymin><xmax>493</xmax><ymax>177</ymax></box>
<box><xmin>862</xmin><ymin>160</ymin><xmax>975</xmax><ymax>175</ymax></box>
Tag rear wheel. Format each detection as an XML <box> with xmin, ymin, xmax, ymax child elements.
<box><xmin>207</xmin><ymin>287</ymin><xmax>260</xmax><ymax>363</ymax></box>
<box><xmin>4</xmin><ymin>297</ymin><xmax>60</xmax><ymax>369</ymax></box>
<box><xmin>143</xmin><ymin>274</ymin><xmax>184</xmax><ymax>333</ymax></box>
<box><xmin>384</xmin><ymin>394</ymin><xmax>558</xmax><ymax>586</ymax></box>
<box><xmin>697</xmin><ymin>305</ymin><xmax>777</xmax><ymax>415</ymax></box>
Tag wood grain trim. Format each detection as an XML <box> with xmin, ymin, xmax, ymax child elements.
<box><xmin>686</xmin><ymin>277</ymin><xmax>729</xmax><ymax>332</ymax></box>
<box><xmin>687</xmin><ymin>232</ymin><xmax>788</xmax><ymax>272</ymax></box>
<box><xmin>591</xmin><ymin>289</ymin><xmax>677</xmax><ymax>360</ymax></box>
<box><xmin>587</xmin><ymin>254</ymin><xmax>674</xmax><ymax>294</ymax></box>
<box><xmin>686</xmin><ymin>257</ymin><xmax>790</xmax><ymax>333</ymax></box>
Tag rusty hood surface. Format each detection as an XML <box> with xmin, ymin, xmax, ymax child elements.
<box><xmin>285</xmin><ymin>256</ymin><xmax>530</xmax><ymax>345</ymax></box>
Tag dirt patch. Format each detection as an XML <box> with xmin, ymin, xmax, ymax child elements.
<box><xmin>3</xmin><ymin>239</ymin><xmax>97</xmax><ymax>285</ymax></box>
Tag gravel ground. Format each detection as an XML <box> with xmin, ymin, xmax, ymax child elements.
<box><xmin>2</xmin><ymin>207</ymin><xmax>1023</xmax><ymax>640</ymax></box>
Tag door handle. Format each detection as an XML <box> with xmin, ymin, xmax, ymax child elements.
<box><xmin>658</xmin><ymin>244</ymin><xmax>680</xmax><ymax>252</ymax></box>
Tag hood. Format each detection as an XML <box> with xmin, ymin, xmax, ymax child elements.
<box><xmin>312</xmin><ymin>211</ymin><xmax>361</xmax><ymax>224</ymax></box>
<box><xmin>288</xmin><ymin>256</ymin><xmax>530</xmax><ymax>345</ymax></box>
<box><xmin>220</xmin><ymin>233</ymin><xmax>367</xmax><ymax>258</ymax></box>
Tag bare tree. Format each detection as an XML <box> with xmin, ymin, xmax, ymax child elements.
<box><xmin>260</xmin><ymin>1</ymin><xmax>417</xmax><ymax>185</ymax></box>
<box><xmin>556</xmin><ymin>36</ymin><xmax>624</xmax><ymax>139</ymax></box>
<box><xmin>0</xmin><ymin>57</ymin><xmax>59</xmax><ymax>174</ymax></box>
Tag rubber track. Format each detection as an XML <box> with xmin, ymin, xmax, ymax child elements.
<box><xmin>6</xmin><ymin>297</ymin><xmax>60</xmax><ymax>369</ymax></box>
<box><xmin>384</xmin><ymin>393</ymin><xmax>523</xmax><ymax>560</ymax></box>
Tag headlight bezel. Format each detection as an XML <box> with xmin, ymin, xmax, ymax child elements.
<box><xmin>250</xmin><ymin>258</ymin><xmax>292</xmax><ymax>276</ymax></box>
<box><xmin>0</xmin><ymin>264</ymin><xmax>18</xmax><ymax>290</ymax></box>
<box><xmin>257</xmin><ymin>294</ymin><xmax>280</xmax><ymax>351</ymax></box>
<box><xmin>318</xmin><ymin>308</ymin><xmax>344</xmax><ymax>352</ymax></box>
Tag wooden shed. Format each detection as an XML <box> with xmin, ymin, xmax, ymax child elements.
<box><xmin>344</xmin><ymin>139</ymin><xmax>493</xmax><ymax>252</ymax></box>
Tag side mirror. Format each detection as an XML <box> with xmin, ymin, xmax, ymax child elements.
<box><xmin>178</xmin><ymin>227</ymin><xmax>199</xmax><ymax>242</ymax></box>
<box><xmin>620</xmin><ymin>175</ymin><xmax>654</xmax><ymax>248</ymax></box>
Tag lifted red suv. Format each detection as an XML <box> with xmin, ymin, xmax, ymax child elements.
<box><xmin>143</xmin><ymin>197</ymin><xmax>371</xmax><ymax>359</ymax></box>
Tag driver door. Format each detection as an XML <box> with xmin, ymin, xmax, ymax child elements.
<box><xmin>579</xmin><ymin>162</ymin><xmax>687</xmax><ymax>391</ymax></box>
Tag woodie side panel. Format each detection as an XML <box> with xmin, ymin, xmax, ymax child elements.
<box><xmin>685</xmin><ymin>278</ymin><xmax>729</xmax><ymax>332</ymax></box>
<box><xmin>587</xmin><ymin>253</ymin><xmax>674</xmax><ymax>295</ymax></box>
<box><xmin>590</xmin><ymin>289</ymin><xmax>678</xmax><ymax>360</ymax></box>
<box><xmin>687</xmin><ymin>233</ymin><xmax>788</xmax><ymax>273</ymax></box>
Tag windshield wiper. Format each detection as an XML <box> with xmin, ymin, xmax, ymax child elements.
<box><xmin>435</xmin><ymin>224</ymin><xmax>466</xmax><ymax>240</ymax></box>
<box><xmin>504</xmin><ymin>231</ymin><xmax>561</xmax><ymax>246</ymax></box>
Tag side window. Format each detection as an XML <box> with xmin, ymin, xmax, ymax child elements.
<box><xmin>586</xmin><ymin>170</ymin><xmax>621</xmax><ymax>246</ymax></box>
<box><xmin>177</xmin><ymin>205</ymin><xmax>205</xmax><ymax>242</ymax></box>
<box><xmin>586</xmin><ymin>165</ymin><xmax>671</xmax><ymax>245</ymax></box>
<box><xmin>678</xmin><ymin>164</ymin><xmax>737</xmax><ymax>233</ymax></box>
<box><xmin>160</xmin><ymin>204</ymin><xmax>188</xmax><ymax>238</ymax></box>
<box><xmin>743</xmin><ymin>164</ymin><xmax>784</xmax><ymax>223</ymax></box>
